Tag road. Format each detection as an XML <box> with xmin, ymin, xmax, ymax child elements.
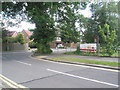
<box><xmin>2</xmin><ymin>51</ymin><xmax>119</xmax><ymax>88</ymax></box>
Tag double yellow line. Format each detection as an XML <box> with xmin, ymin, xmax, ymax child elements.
<box><xmin>0</xmin><ymin>74</ymin><xmax>29</xmax><ymax>89</ymax></box>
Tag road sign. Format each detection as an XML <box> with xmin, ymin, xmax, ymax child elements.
<box><xmin>80</xmin><ymin>43</ymin><xmax>97</xmax><ymax>52</ymax></box>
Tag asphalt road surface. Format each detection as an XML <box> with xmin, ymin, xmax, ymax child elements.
<box><xmin>2</xmin><ymin>51</ymin><xmax>119</xmax><ymax>88</ymax></box>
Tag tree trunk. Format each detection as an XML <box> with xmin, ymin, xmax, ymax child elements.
<box><xmin>36</xmin><ymin>43</ymin><xmax>52</xmax><ymax>54</ymax></box>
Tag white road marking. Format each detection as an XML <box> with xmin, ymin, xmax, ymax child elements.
<box><xmin>47</xmin><ymin>68</ymin><xmax>119</xmax><ymax>87</ymax></box>
<box><xmin>15</xmin><ymin>61</ymin><xmax>31</xmax><ymax>66</ymax></box>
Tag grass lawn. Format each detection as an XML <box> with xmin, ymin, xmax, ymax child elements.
<box><xmin>48</xmin><ymin>57</ymin><xmax>120</xmax><ymax>67</ymax></box>
<box><xmin>64</xmin><ymin>51</ymin><xmax>119</xmax><ymax>57</ymax></box>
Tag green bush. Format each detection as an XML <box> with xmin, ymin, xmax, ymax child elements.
<box><xmin>29</xmin><ymin>41</ymin><xmax>37</xmax><ymax>48</ymax></box>
<box><xmin>99</xmin><ymin>24</ymin><xmax>117</xmax><ymax>56</ymax></box>
<box><xmin>6</xmin><ymin>33</ymin><xmax>26</xmax><ymax>44</ymax></box>
<box><xmin>76</xmin><ymin>46</ymin><xmax>80</xmax><ymax>54</ymax></box>
<box><xmin>16</xmin><ymin>33</ymin><xmax>26</xmax><ymax>44</ymax></box>
<box><xmin>34</xmin><ymin>43</ymin><xmax>52</xmax><ymax>55</ymax></box>
<box><xmin>7</xmin><ymin>37</ymin><xmax>16</xmax><ymax>43</ymax></box>
<box><xmin>2</xmin><ymin>33</ymin><xmax>26</xmax><ymax>44</ymax></box>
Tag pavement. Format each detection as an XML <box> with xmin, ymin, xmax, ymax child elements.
<box><xmin>31</xmin><ymin>48</ymin><xmax>119</xmax><ymax>70</ymax></box>
<box><xmin>50</xmin><ymin>54</ymin><xmax>119</xmax><ymax>62</ymax></box>
<box><xmin>1</xmin><ymin>50</ymin><xmax>119</xmax><ymax>88</ymax></box>
<box><xmin>32</xmin><ymin>48</ymin><xmax>118</xmax><ymax>63</ymax></box>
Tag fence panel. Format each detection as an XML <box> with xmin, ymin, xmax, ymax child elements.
<box><xmin>2</xmin><ymin>43</ymin><xmax>28</xmax><ymax>51</ymax></box>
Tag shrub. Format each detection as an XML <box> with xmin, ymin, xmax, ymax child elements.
<box><xmin>76</xmin><ymin>46</ymin><xmax>80</xmax><ymax>54</ymax></box>
<box><xmin>16</xmin><ymin>33</ymin><xmax>26</xmax><ymax>44</ymax></box>
<box><xmin>29</xmin><ymin>41</ymin><xmax>37</xmax><ymax>48</ymax></box>
<box><xmin>7</xmin><ymin>37</ymin><xmax>16</xmax><ymax>43</ymax></box>
<box><xmin>34</xmin><ymin>43</ymin><xmax>52</xmax><ymax>55</ymax></box>
<box><xmin>99</xmin><ymin>24</ymin><xmax>117</xmax><ymax>56</ymax></box>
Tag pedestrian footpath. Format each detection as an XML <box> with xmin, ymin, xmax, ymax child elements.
<box><xmin>31</xmin><ymin>48</ymin><xmax>118</xmax><ymax>62</ymax></box>
<box><xmin>65</xmin><ymin>55</ymin><xmax>118</xmax><ymax>62</ymax></box>
<box><xmin>34</xmin><ymin>53</ymin><xmax>118</xmax><ymax>63</ymax></box>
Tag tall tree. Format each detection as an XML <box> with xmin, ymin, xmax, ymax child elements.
<box><xmin>57</xmin><ymin>3</ymin><xmax>79</xmax><ymax>43</ymax></box>
<box><xmin>56</xmin><ymin>2</ymin><xmax>87</xmax><ymax>43</ymax></box>
<box><xmin>2</xmin><ymin>2</ymin><xmax>87</xmax><ymax>54</ymax></box>
<box><xmin>26</xmin><ymin>2</ymin><xmax>56</xmax><ymax>54</ymax></box>
<box><xmin>83</xmin><ymin>2</ymin><xmax>119</xmax><ymax>45</ymax></box>
<box><xmin>99</xmin><ymin>24</ymin><xmax>117</xmax><ymax>56</ymax></box>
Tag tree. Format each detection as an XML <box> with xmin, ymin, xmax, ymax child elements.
<box><xmin>83</xmin><ymin>19</ymin><xmax>97</xmax><ymax>43</ymax></box>
<box><xmin>2</xmin><ymin>29</ymin><xmax>8</xmax><ymax>43</ymax></box>
<box><xmin>2</xmin><ymin>2</ymin><xmax>88</xmax><ymax>54</ymax></box>
<box><xmin>16</xmin><ymin>33</ymin><xmax>26</xmax><ymax>44</ymax></box>
<box><xmin>56</xmin><ymin>2</ymin><xmax>87</xmax><ymax>43</ymax></box>
<box><xmin>26</xmin><ymin>2</ymin><xmax>57</xmax><ymax>54</ymax></box>
<box><xmin>83</xmin><ymin>2</ymin><xmax>119</xmax><ymax>44</ymax></box>
<box><xmin>57</xmin><ymin>4</ymin><xmax>80</xmax><ymax>43</ymax></box>
<box><xmin>99</xmin><ymin>24</ymin><xmax>117</xmax><ymax>56</ymax></box>
<box><xmin>2</xmin><ymin>2</ymin><xmax>56</xmax><ymax>54</ymax></box>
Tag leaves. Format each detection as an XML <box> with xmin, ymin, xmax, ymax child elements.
<box><xmin>2</xmin><ymin>2</ymin><xmax>87</xmax><ymax>54</ymax></box>
<box><xmin>83</xmin><ymin>2</ymin><xmax>118</xmax><ymax>44</ymax></box>
<box><xmin>16</xmin><ymin>33</ymin><xmax>26</xmax><ymax>44</ymax></box>
<box><xmin>99</xmin><ymin>24</ymin><xmax>117</xmax><ymax>56</ymax></box>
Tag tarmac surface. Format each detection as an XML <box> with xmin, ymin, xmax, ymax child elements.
<box><xmin>2</xmin><ymin>50</ymin><xmax>119</xmax><ymax>88</ymax></box>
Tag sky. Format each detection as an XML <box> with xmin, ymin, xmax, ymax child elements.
<box><xmin>7</xmin><ymin>4</ymin><xmax>92</xmax><ymax>32</ymax></box>
<box><xmin>79</xmin><ymin>3</ymin><xmax>92</xmax><ymax>18</ymax></box>
<box><xmin>7</xmin><ymin>21</ymin><xmax>36</xmax><ymax>32</ymax></box>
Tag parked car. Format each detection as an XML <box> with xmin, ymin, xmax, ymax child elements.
<box><xmin>57</xmin><ymin>44</ymin><xmax>64</xmax><ymax>48</ymax></box>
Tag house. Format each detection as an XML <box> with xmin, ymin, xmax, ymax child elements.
<box><xmin>7</xmin><ymin>31</ymin><xmax>18</xmax><ymax>37</ymax></box>
<box><xmin>49</xmin><ymin>37</ymin><xmax>64</xmax><ymax>48</ymax></box>
<box><xmin>21</xmin><ymin>30</ymin><xmax>32</xmax><ymax>43</ymax></box>
<box><xmin>50</xmin><ymin>30</ymin><xmax>78</xmax><ymax>48</ymax></box>
<box><xmin>21</xmin><ymin>29</ymin><xmax>77</xmax><ymax>48</ymax></box>
<box><xmin>49</xmin><ymin>30</ymin><xmax>64</xmax><ymax>48</ymax></box>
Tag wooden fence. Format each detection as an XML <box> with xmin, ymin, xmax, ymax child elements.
<box><xmin>2</xmin><ymin>43</ymin><xmax>28</xmax><ymax>51</ymax></box>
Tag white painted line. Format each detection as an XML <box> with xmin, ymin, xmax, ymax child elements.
<box><xmin>15</xmin><ymin>61</ymin><xmax>31</xmax><ymax>66</ymax></box>
<box><xmin>47</xmin><ymin>68</ymin><xmax>119</xmax><ymax>87</ymax></box>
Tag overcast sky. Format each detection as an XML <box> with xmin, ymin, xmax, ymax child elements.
<box><xmin>7</xmin><ymin>4</ymin><xmax>92</xmax><ymax>32</ymax></box>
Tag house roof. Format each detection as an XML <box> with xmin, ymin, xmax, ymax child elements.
<box><xmin>7</xmin><ymin>31</ymin><xmax>17</xmax><ymax>37</ymax></box>
<box><xmin>22</xmin><ymin>30</ymin><xmax>32</xmax><ymax>37</ymax></box>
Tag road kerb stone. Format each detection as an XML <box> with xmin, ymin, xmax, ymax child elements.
<box><xmin>41</xmin><ymin>58</ymin><xmax>120</xmax><ymax>71</ymax></box>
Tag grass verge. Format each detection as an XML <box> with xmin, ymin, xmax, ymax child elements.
<box><xmin>64</xmin><ymin>51</ymin><xmax>119</xmax><ymax>57</ymax></box>
<box><xmin>48</xmin><ymin>57</ymin><xmax>120</xmax><ymax>67</ymax></box>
